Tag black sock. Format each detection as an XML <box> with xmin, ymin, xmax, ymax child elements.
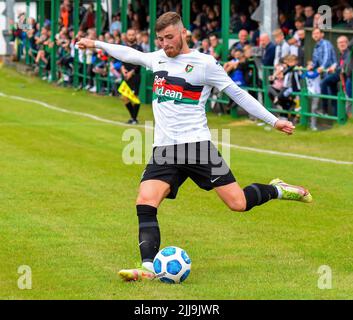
<box><xmin>137</xmin><ymin>205</ymin><xmax>160</xmax><ymax>263</ymax></box>
<box><xmin>132</xmin><ymin>104</ymin><xmax>140</xmax><ymax>121</ymax></box>
<box><xmin>243</xmin><ymin>183</ymin><xmax>278</xmax><ymax>211</ymax></box>
<box><xmin>125</xmin><ymin>102</ymin><xmax>134</xmax><ymax>119</ymax></box>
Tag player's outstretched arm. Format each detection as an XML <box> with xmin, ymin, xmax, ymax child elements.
<box><xmin>76</xmin><ymin>38</ymin><xmax>153</xmax><ymax>69</ymax></box>
<box><xmin>204</xmin><ymin>57</ymin><xmax>295</xmax><ymax>135</ymax></box>
<box><xmin>223</xmin><ymin>84</ymin><xmax>295</xmax><ymax>135</ymax></box>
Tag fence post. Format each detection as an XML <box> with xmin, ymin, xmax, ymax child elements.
<box><xmin>299</xmin><ymin>86</ymin><xmax>309</xmax><ymax>127</ymax></box>
<box><xmin>337</xmin><ymin>86</ymin><xmax>347</xmax><ymax>124</ymax></box>
<box><xmin>73</xmin><ymin>0</ymin><xmax>79</xmax><ymax>88</ymax></box>
<box><xmin>149</xmin><ymin>0</ymin><xmax>156</xmax><ymax>52</ymax></box>
<box><xmin>221</xmin><ymin>0</ymin><xmax>230</xmax><ymax>62</ymax></box>
<box><xmin>182</xmin><ymin>0</ymin><xmax>190</xmax><ymax>30</ymax></box>
<box><xmin>262</xmin><ymin>67</ymin><xmax>272</xmax><ymax>110</ymax></box>
<box><xmin>50</xmin><ymin>0</ymin><xmax>59</xmax><ymax>82</ymax></box>
<box><xmin>121</xmin><ymin>0</ymin><xmax>128</xmax><ymax>33</ymax></box>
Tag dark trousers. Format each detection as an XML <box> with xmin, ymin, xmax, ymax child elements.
<box><xmin>320</xmin><ymin>73</ymin><xmax>340</xmax><ymax>115</ymax></box>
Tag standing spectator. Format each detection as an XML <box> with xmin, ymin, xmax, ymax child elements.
<box><xmin>209</xmin><ymin>34</ymin><xmax>222</xmax><ymax>61</ymax></box>
<box><xmin>121</xmin><ymin>29</ymin><xmax>143</xmax><ymax>124</ymax></box>
<box><xmin>343</xmin><ymin>38</ymin><xmax>353</xmax><ymax>118</ymax></box>
<box><xmin>311</xmin><ymin>28</ymin><xmax>337</xmax><ymax>72</ymax></box>
<box><xmin>343</xmin><ymin>7</ymin><xmax>353</xmax><ymax>29</ymax></box>
<box><xmin>304</xmin><ymin>6</ymin><xmax>315</xmax><ymax>27</ymax></box>
<box><xmin>140</xmin><ymin>32</ymin><xmax>150</xmax><ymax>52</ymax></box>
<box><xmin>110</xmin><ymin>14</ymin><xmax>122</xmax><ymax>35</ymax></box>
<box><xmin>259</xmin><ymin>33</ymin><xmax>276</xmax><ymax>67</ymax></box>
<box><xmin>302</xmin><ymin>61</ymin><xmax>321</xmax><ymax>130</ymax></box>
<box><xmin>273</xmin><ymin>29</ymin><xmax>290</xmax><ymax>66</ymax></box>
<box><xmin>80</xmin><ymin>3</ymin><xmax>95</xmax><ymax>31</ymax></box>
<box><xmin>320</xmin><ymin>36</ymin><xmax>349</xmax><ymax>116</ymax></box>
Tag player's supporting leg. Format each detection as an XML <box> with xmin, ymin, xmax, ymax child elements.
<box><xmin>215</xmin><ymin>180</ymin><xmax>312</xmax><ymax>212</ymax></box>
<box><xmin>118</xmin><ymin>180</ymin><xmax>171</xmax><ymax>281</ymax></box>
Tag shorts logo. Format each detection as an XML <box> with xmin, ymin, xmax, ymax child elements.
<box><xmin>185</xmin><ymin>64</ymin><xmax>194</xmax><ymax>73</ymax></box>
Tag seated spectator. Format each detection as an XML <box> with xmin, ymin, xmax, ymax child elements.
<box><xmin>224</xmin><ymin>50</ymin><xmax>247</xmax><ymax>87</ymax></box>
<box><xmin>229</xmin><ymin>30</ymin><xmax>249</xmax><ymax>53</ymax></box>
<box><xmin>209</xmin><ymin>34</ymin><xmax>222</xmax><ymax>61</ymax></box>
<box><xmin>343</xmin><ymin>7</ymin><xmax>353</xmax><ymax>29</ymax></box>
<box><xmin>233</xmin><ymin>13</ymin><xmax>253</xmax><ymax>33</ymax></box>
<box><xmin>199</xmin><ymin>38</ymin><xmax>211</xmax><ymax>54</ymax></box>
<box><xmin>304</xmin><ymin>6</ymin><xmax>315</xmax><ymax>27</ymax></box>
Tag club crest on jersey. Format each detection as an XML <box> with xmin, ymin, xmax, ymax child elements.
<box><xmin>185</xmin><ymin>64</ymin><xmax>194</xmax><ymax>73</ymax></box>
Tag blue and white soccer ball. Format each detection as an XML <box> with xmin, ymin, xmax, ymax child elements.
<box><xmin>153</xmin><ymin>246</ymin><xmax>191</xmax><ymax>284</ymax></box>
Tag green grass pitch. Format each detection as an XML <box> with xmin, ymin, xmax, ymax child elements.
<box><xmin>0</xmin><ymin>66</ymin><xmax>353</xmax><ymax>299</ymax></box>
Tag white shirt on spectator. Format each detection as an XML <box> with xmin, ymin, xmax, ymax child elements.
<box><xmin>274</xmin><ymin>41</ymin><xmax>291</xmax><ymax>65</ymax></box>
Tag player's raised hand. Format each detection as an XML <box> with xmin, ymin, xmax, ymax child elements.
<box><xmin>274</xmin><ymin>119</ymin><xmax>295</xmax><ymax>135</ymax></box>
<box><xmin>76</xmin><ymin>38</ymin><xmax>96</xmax><ymax>50</ymax></box>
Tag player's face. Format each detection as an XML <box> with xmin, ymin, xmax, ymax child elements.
<box><xmin>157</xmin><ymin>25</ymin><xmax>185</xmax><ymax>58</ymax></box>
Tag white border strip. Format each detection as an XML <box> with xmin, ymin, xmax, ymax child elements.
<box><xmin>1</xmin><ymin>91</ymin><xmax>352</xmax><ymax>166</ymax></box>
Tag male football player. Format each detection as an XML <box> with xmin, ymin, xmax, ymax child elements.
<box><xmin>77</xmin><ymin>12</ymin><xmax>312</xmax><ymax>281</ymax></box>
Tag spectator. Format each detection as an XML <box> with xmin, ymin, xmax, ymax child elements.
<box><xmin>224</xmin><ymin>50</ymin><xmax>247</xmax><ymax>87</ymax></box>
<box><xmin>302</xmin><ymin>61</ymin><xmax>321</xmax><ymax>130</ymax></box>
<box><xmin>233</xmin><ymin>13</ymin><xmax>253</xmax><ymax>33</ymax></box>
<box><xmin>343</xmin><ymin>38</ymin><xmax>353</xmax><ymax>118</ymax></box>
<box><xmin>293</xmin><ymin>4</ymin><xmax>305</xmax><ymax>20</ymax></box>
<box><xmin>199</xmin><ymin>38</ymin><xmax>211</xmax><ymax>54</ymax></box>
<box><xmin>304</xmin><ymin>6</ymin><xmax>315</xmax><ymax>27</ymax></box>
<box><xmin>279</xmin><ymin>12</ymin><xmax>293</xmax><ymax>36</ymax></box>
<box><xmin>273</xmin><ymin>29</ymin><xmax>291</xmax><ymax>66</ymax></box>
<box><xmin>191</xmin><ymin>29</ymin><xmax>202</xmax><ymax>49</ymax></box>
<box><xmin>320</xmin><ymin>36</ymin><xmax>349</xmax><ymax>116</ymax></box>
<box><xmin>140</xmin><ymin>32</ymin><xmax>150</xmax><ymax>52</ymax></box>
<box><xmin>110</xmin><ymin>14</ymin><xmax>122</xmax><ymax>35</ymax></box>
<box><xmin>209</xmin><ymin>34</ymin><xmax>222</xmax><ymax>61</ymax></box>
<box><xmin>343</xmin><ymin>7</ymin><xmax>353</xmax><ymax>29</ymax></box>
<box><xmin>259</xmin><ymin>33</ymin><xmax>276</xmax><ymax>67</ymax></box>
<box><xmin>80</xmin><ymin>3</ymin><xmax>95</xmax><ymax>31</ymax></box>
<box><xmin>313</xmin><ymin>13</ymin><xmax>323</xmax><ymax>28</ymax></box>
<box><xmin>186</xmin><ymin>30</ymin><xmax>193</xmax><ymax>48</ymax></box>
<box><xmin>311</xmin><ymin>28</ymin><xmax>337</xmax><ymax>73</ymax></box>
<box><xmin>230</xmin><ymin>30</ymin><xmax>249</xmax><ymax>53</ymax></box>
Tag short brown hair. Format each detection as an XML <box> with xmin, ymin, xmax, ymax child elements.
<box><xmin>155</xmin><ymin>12</ymin><xmax>183</xmax><ymax>33</ymax></box>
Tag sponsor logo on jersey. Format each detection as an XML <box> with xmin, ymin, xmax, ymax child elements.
<box><xmin>152</xmin><ymin>71</ymin><xmax>204</xmax><ymax>105</ymax></box>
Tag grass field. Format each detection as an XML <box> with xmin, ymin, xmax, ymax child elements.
<box><xmin>0</xmin><ymin>66</ymin><xmax>353</xmax><ymax>300</ymax></box>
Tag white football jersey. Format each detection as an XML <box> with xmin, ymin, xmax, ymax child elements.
<box><xmin>95</xmin><ymin>41</ymin><xmax>278</xmax><ymax>147</ymax></box>
<box><xmin>145</xmin><ymin>49</ymin><xmax>233</xmax><ymax>146</ymax></box>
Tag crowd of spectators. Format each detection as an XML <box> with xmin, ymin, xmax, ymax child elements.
<box><xmin>8</xmin><ymin>0</ymin><xmax>353</xmax><ymax>128</ymax></box>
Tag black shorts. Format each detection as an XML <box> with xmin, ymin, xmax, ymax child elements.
<box><xmin>141</xmin><ymin>141</ymin><xmax>236</xmax><ymax>199</ymax></box>
<box><xmin>126</xmin><ymin>74</ymin><xmax>141</xmax><ymax>96</ymax></box>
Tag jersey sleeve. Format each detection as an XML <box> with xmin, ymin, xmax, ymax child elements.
<box><xmin>95</xmin><ymin>41</ymin><xmax>155</xmax><ymax>70</ymax></box>
<box><xmin>204</xmin><ymin>57</ymin><xmax>234</xmax><ymax>91</ymax></box>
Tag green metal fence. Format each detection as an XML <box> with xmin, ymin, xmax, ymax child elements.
<box><xmin>15</xmin><ymin>0</ymin><xmax>352</xmax><ymax>127</ymax></box>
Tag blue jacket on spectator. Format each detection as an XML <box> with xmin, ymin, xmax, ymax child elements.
<box><xmin>312</xmin><ymin>39</ymin><xmax>337</xmax><ymax>70</ymax></box>
<box><xmin>261</xmin><ymin>42</ymin><xmax>276</xmax><ymax>66</ymax></box>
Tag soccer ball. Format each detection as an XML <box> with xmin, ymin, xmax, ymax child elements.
<box><xmin>153</xmin><ymin>246</ymin><xmax>191</xmax><ymax>284</ymax></box>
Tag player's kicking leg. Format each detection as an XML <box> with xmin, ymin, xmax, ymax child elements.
<box><xmin>215</xmin><ymin>179</ymin><xmax>312</xmax><ymax>212</ymax></box>
<box><xmin>118</xmin><ymin>180</ymin><xmax>171</xmax><ymax>281</ymax></box>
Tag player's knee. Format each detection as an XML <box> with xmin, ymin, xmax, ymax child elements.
<box><xmin>228</xmin><ymin>199</ymin><xmax>247</xmax><ymax>212</ymax></box>
<box><xmin>136</xmin><ymin>189</ymin><xmax>164</xmax><ymax>208</ymax></box>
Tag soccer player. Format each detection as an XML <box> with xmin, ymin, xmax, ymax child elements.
<box><xmin>77</xmin><ymin>12</ymin><xmax>312</xmax><ymax>282</ymax></box>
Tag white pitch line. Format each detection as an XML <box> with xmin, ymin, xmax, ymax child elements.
<box><xmin>1</xmin><ymin>91</ymin><xmax>352</xmax><ymax>166</ymax></box>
